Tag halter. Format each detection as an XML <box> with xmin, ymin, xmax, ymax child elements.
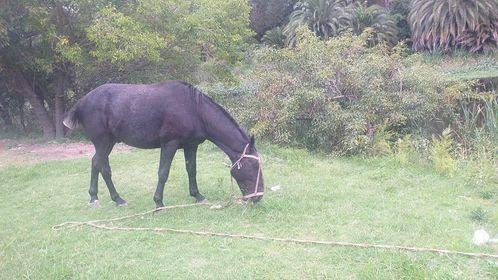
<box><xmin>230</xmin><ymin>143</ymin><xmax>264</xmax><ymax>200</ymax></box>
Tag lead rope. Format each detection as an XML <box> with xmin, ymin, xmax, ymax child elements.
<box><xmin>52</xmin><ymin>204</ymin><xmax>498</xmax><ymax>260</ymax></box>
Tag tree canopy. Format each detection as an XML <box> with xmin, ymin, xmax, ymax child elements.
<box><xmin>0</xmin><ymin>0</ymin><xmax>252</xmax><ymax>138</ymax></box>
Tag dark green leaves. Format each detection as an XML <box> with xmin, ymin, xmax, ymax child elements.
<box><xmin>409</xmin><ymin>0</ymin><xmax>498</xmax><ymax>53</ymax></box>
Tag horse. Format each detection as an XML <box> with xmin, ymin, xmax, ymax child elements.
<box><xmin>63</xmin><ymin>80</ymin><xmax>264</xmax><ymax>208</ymax></box>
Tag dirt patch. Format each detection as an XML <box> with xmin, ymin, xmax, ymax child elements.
<box><xmin>0</xmin><ymin>140</ymin><xmax>132</xmax><ymax>168</ymax></box>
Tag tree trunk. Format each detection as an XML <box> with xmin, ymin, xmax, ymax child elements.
<box><xmin>54</xmin><ymin>68</ymin><xmax>65</xmax><ymax>138</ymax></box>
<box><xmin>53</xmin><ymin>2</ymin><xmax>69</xmax><ymax>138</ymax></box>
<box><xmin>0</xmin><ymin>99</ymin><xmax>13</xmax><ymax>128</ymax></box>
<box><xmin>13</xmin><ymin>71</ymin><xmax>55</xmax><ymax>138</ymax></box>
<box><xmin>19</xmin><ymin>100</ymin><xmax>26</xmax><ymax>133</ymax></box>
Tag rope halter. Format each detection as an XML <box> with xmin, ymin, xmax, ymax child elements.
<box><xmin>230</xmin><ymin>143</ymin><xmax>264</xmax><ymax>200</ymax></box>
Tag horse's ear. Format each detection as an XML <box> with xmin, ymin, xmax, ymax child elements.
<box><xmin>250</xmin><ymin>135</ymin><xmax>255</xmax><ymax>147</ymax></box>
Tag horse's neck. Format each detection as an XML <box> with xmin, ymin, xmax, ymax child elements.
<box><xmin>201</xmin><ymin>103</ymin><xmax>247</xmax><ymax>162</ymax></box>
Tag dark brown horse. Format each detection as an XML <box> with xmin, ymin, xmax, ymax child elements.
<box><xmin>63</xmin><ymin>80</ymin><xmax>264</xmax><ymax>208</ymax></box>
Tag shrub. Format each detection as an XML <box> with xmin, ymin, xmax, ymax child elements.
<box><xmin>262</xmin><ymin>27</ymin><xmax>286</xmax><ymax>48</ymax></box>
<box><xmin>429</xmin><ymin>127</ymin><xmax>456</xmax><ymax>176</ymax></box>
<box><xmin>395</xmin><ymin>134</ymin><xmax>414</xmax><ymax>163</ymax></box>
<box><xmin>206</xmin><ymin>28</ymin><xmax>497</xmax><ymax>157</ymax></box>
<box><xmin>213</xmin><ymin>28</ymin><xmax>458</xmax><ymax>154</ymax></box>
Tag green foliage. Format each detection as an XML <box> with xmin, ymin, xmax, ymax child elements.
<box><xmin>395</xmin><ymin>134</ymin><xmax>414</xmax><ymax>163</ymax></box>
<box><xmin>87</xmin><ymin>6</ymin><xmax>166</xmax><ymax>64</ymax></box>
<box><xmin>1</xmin><ymin>0</ymin><xmax>253</xmax><ymax>138</ymax></box>
<box><xmin>283</xmin><ymin>0</ymin><xmax>398</xmax><ymax>46</ymax></box>
<box><xmin>262</xmin><ymin>26</ymin><xmax>286</xmax><ymax>48</ymax></box>
<box><xmin>224</xmin><ymin>29</ymin><xmax>456</xmax><ymax>154</ymax></box>
<box><xmin>284</xmin><ymin>0</ymin><xmax>351</xmax><ymax>46</ymax></box>
<box><xmin>389</xmin><ymin>0</ymin><xmax>411</xmax><ymax>40</ymax></box>
<box><xmin>430</xmin><ymin>127</ymin><xmax>456</xmax><ymax>176</ymax></box>
<box><xmin>181</xmin><ymin>0</ymin><xmax>253</xmax><ymax>64</ymax></box>
<box><xmin>444</xmin><ymin>79</ymin><xmax>498</xmax><ymax>156</ymax></box>
<box><xmin>78</xmin><ymin>0</ymin><xmax>253</xmax><ymax>87</ymax></box>
<box><xmin>347</xmin><ymin>3</ymin><xmax>398</xmax><ymax>46</ymax></box>
<box><xmin>409</xmin><ymin>0</ymin><xmax>498</xmax><ymax>53</ymax></box>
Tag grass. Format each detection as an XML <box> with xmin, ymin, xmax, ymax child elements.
<box><xmin>0</xmin><ymin>142</ymin><xmax>497</xmax><ymax>279</ymax></box>
<box><xmin>418</xmin><ymin>51</ymin><xmax>498</xmax><ymax>82</ymax></box>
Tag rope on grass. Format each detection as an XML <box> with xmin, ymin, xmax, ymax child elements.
<box><xmin>52</xmin><ymin>203</ymin><xmax>210</xmax><ymax>230</ymax></box>
<box><xmin>52</xmin><ymin>203</ymin><xmax>498</xmax><ymax>260</ymax></box>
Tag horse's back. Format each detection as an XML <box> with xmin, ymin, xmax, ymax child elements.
<box><xmin>78</xmin><ymin>81</ymin><xmax>204</xmax><ymax>148</ymax></box>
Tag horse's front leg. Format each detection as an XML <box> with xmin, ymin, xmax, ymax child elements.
<box><xmin>153</xmin><ymin>140</ymin><xmax>179</xmax><ymax>208</ymax></box>
<box><xmin>184</xmin><ymin>145</ymin><xmax>206</xmax><ymax>203</ymax></box>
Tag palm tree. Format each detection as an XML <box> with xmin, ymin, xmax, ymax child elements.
<box><xmin>409</xmin><ymin>0</ymin><xmax>498</xmax><ymax>53</ymax></box>
<box><xmin>348</xmin><ymin>3</ymin><xmax>398</xmax><ymax>45</ymax></box>
<box><xmin>283</xmin><ymin>0</ymin><xmax>352</xmax><ymax>46</ymax></box>
<box><xmin>284</xmin><ymin>0</ymin><xmax>398</xmax><ymax>46</ymax></box>
<box><xmin>262</xmin><ymin>26</ymin><xmax>286</xmax><ymax>47</ymax></box>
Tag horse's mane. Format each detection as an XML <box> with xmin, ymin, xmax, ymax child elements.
<box><xmin>182</xmin><ymin>82</ymin><xmax>250</xmax><ymax>142</ymax></box>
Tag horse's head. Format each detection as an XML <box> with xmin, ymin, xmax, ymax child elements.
<box><xmin>230</xmin><ymin>136</ymin><xmax>264</xmax><ymax>202</ymax></box>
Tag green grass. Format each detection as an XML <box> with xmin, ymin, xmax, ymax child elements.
<box><xmin>1</xmin><ymin>143</ymin><xmax>497</xmax><ymax>279</ymax></box>
<box><xmin>418</xmin><ymin>51</ymin><xmax>498</xmax><ymax>82</ymax></box>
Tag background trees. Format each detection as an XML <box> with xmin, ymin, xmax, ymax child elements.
<box><xmin>0</xmin><ymin>0</ymin><xmax>252</xmax><ymax>138</ymax></box>
<box><xmin>0</xmin><ymin>0</ymin><xmax>497</xmax><ymax>147</ymax></box>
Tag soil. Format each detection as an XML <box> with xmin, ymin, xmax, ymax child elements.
<box><xmin>0</xmin><ymin>139</ymin><xmax>132</xmax><ymax>168</ymax></box>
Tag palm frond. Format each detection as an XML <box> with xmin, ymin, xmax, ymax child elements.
<box><xmin>409</xmin><ymin>0</ymin><xmax>498</xmax><ymax>53</ymax></box>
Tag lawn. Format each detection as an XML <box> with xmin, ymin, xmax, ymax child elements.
<box><xmin>0</xmin><ymin>142</ymin><xmax>497</xmax><ymax>279</ymax></box>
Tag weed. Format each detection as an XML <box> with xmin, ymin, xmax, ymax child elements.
<box><xmin>470</xmin><ymin>207</ymin><xmax>489</xmax><ymax>223</ymax></box>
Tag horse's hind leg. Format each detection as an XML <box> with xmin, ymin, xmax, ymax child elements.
<box><xmin>184</xmin><ymin>145</ymin><xmax>206</xmax><ymax>203</ymax></box>
<box><xmin>91</xmin><ymin>137</ymin><xmax>127</xmax><ymax>206</ymax></box>
<box><xmin>88</xmin><ymin>155</ymin><xmax>100</xmax><ymax>207</ymax></box>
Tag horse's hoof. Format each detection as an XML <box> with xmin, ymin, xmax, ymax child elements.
<box><xmin>197</xmin><ymin>198</ymin><xmax>209</xmax><ymax>204</ymax></box>
<box><xmin>88</xmin><ymin>200</ymin><xmax>100</xmax><ymax>208</ymax></box>
<box><xmin>114</xmin><ymin>197</ymin><xmax>128</xmax><ymax>207</ymax></box>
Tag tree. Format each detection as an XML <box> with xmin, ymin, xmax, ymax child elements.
<box><xmin>0</xmin><ymin>0</ymin><xmax>253</xmax><ymax>137</ymax></box>
<box><xmin>348</xmin><ymin>3</ymin><xmax>398</xmax><ymax>46</ymax></box>
<box><xmin>0</xmin><ymin>0</ymin><xmax>109</xmax><ymax>138</ymax></box>
<box><xmin>283</xmin><ymin>0</ymin><xmax>397</xmax><ymax>46</ymax></box>
<box><xmin>409</xmin><ymin>0</ymin><xmax>498</xmax><ymax>53</ymax></box>
<box><xmin>284</xmin><ymin>0</ymin><xmax>351</xmax><ymax>46</ymax></box>
<box><xmin>0</xmin><ymin>0</ymin><xmax>56</xmax><ymax>138</ymax></box>
<box><xmin>80</xmin><ymin>0</ymin><xmax>252</xmax><ymax>86</ymax></box>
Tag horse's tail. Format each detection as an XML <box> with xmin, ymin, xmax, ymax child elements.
<box><xmin>63</xmin><ymin>99</ymin><xmax>82</xmax><ymax>130</ymax></box>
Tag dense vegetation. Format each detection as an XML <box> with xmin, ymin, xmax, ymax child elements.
<box><xmin>1</xmin><ymin>0</ymin><xmax>497</xmax><ymax>161</ymax></box>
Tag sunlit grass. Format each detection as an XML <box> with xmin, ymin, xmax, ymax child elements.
<box><xmin>0</xmin><ymin>142</ymin><xmax>497</xmax><ymax>279</ymax></box>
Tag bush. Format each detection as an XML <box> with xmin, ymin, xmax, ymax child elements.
<box><xmin>212</xmin><ymin>28</ymin><xmax>458</xmax><ymax>154</ymax></box>
<box><xmin>429</xmin><ymin>127</ymin><xmax>456</xmax><ymax>176</ymax></box>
